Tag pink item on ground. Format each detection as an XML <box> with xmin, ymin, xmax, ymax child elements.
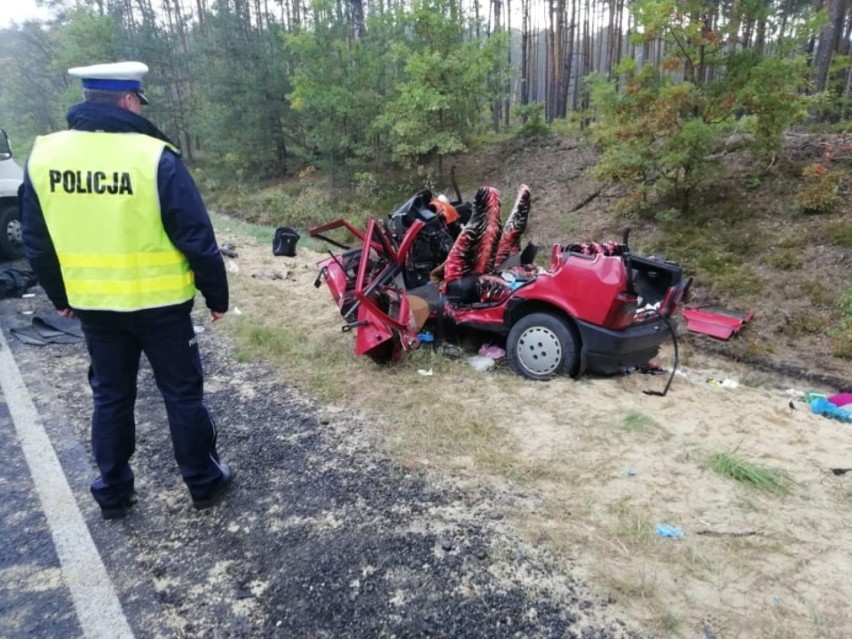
<box><xmin>682</xmin><ymin>306</ymin><xmax>753</xmax><ymax>340</ymax></box>
<box><xmin>478</xmin><ymin>344</ymin><xmax>506</xmax><ymax>359</ymax></box>
<box><xmin>828</xmin><ymin>393</ymin><xmax>852</xmax><ymax>408</ymax></box>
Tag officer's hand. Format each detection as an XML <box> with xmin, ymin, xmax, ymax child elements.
<box><xmin>211</xmin><ymin>311</ymin><xmax>226</xmax><ymax>322</ymax></box>
<box><xmin>58</xmin><ymin>309</ymin><xmax>76</xmax><ymax>319</ymax></box>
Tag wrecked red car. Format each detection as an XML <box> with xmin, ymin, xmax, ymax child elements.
<box><xmin>310</xmin><ymin>185</ymin><xmax>691</xmax><ymax>381</ymax></box>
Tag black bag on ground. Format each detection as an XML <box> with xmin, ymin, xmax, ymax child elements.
<box><xmin>273</xmin><ymin>227</ymin><xmax>300</xmax><ymax>257</ymax></box>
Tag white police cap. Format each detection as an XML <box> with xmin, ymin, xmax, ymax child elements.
<box><xmin>68</xmin><ymin>61</ymin><xmax>150</xmax><ymax>105</ymax></box>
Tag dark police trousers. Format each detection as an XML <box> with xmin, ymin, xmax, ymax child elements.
<box><xmin>77</xmin><ymin>301</ymin><xmax>224</xmax><ymax>509</ymax></box>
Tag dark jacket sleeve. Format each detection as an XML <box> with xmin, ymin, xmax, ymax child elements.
<box><xmin>157</xmin><ymin>150</ymin><xmax>229</xmax><ymax>313</ymax></box>
<box><xmin>20</xmin><ymin>166</ymin><xmax>70</xmax><ymax>310</ymax></box>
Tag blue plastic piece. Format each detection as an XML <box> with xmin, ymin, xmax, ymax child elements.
<box><xmin>810</xmin><ymin>397</ymin><xmax>852</xmax><ymax>423</ymax></box>
<box><xmin>417</xmin><ymin>331</ymin><xmax>434</xmax><ymax>343</ymax></box>
<box><xmin>656</xmin><ymin>523</ymin><xmax>685</xmax><ymax>538</ymax></box>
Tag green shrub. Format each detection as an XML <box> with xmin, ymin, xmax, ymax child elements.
<box><xmin>795</xmin><ymin>163</ymin><xmax>845</xmax><ymax>214</ymax></box>
<box><xmin>252</xmin><ymin>190</ymin><xmax>296</xmax><ymax>225</ymax></box>
<box><xmin>353</xmin><ymin>172</ymin><xmax>381</xmax><ymax>201</ymax></box>
<box><xmin>795</xmin><ymin>137</ymin><xmax>852</xmax><ymax>215</ymax></box>
<box><xmin>588</xmin><ymin>4</ymin><xmax>808</xmax><ymax>215</ymax></box>
<box><xmin>513</xmin><ymin>102</ymin><xmax>549</xmax><ymax>138</ymax></box>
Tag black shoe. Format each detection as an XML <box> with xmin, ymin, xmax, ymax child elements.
<box><xmin>192</xmin><ymin>464</ymin><xmax>235</xmax><ymax>510</ymax></box>
<box><xmin>100</xmin><ymin>492</ymin><xmax>138</xmax><ymax>520</ymax></box>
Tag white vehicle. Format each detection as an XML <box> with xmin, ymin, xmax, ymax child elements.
<box><xmin>0</xmin><ymin>128</ymin><xmax>24</xmax><ymax>260</ymax></box>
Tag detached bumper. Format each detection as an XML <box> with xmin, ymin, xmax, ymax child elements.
<box><xmin>576</xmin><ymin>316</ymin><xmax>674</xmax><ymax>375</ymax></box>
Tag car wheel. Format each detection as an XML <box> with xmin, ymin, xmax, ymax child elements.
<box><xmin>507</xmin><ymin>312</ymin><xmax>580</xmax><ymax>381</ymax></box>
<box><xmin>0</xmin><ymin>204</ymin><xmax>24</xmax><ymax>260</ymax></box>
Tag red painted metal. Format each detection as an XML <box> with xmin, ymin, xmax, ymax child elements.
<box><xmin>310</xmin><ymin>203</ymin><xmax>689</xmax><ymax>375</ymax></box>
<box><xmin>681</xmin><ymin>307</ymin><xmax>753</xmax><ymax>340</ymax></box>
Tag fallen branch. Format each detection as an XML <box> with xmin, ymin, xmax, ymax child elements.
<box><xmin>571</xmin><ymin>187</ymin><xmax>604</xmax><ymax>212</ymax></box>
<box><xmin>696</xmin><ymin>529</ymin><xmax>760</xmax><ymax>537</ymax></box>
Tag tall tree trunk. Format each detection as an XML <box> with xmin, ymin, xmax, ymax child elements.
<box><xmin>546</xmin><ymin>0</ymin><xmax>557</xmax><ymax>119</ymax></box>
<box><xmin>491</xmin><ymin>0</ymin><xmax>503</xmax><ymax>130</ymax></box>
<box><xmin>813</xmin><ymin>0</ymin><xmax>845</xmax><ymax>93</ymax></box>
<box><xmin>348</xmin><ymin>0</ymin><xmax>365</xmax><ymax>41</ymax></box>
<box><xmin>474</xmin><ymin>0</ymin><xmax>481</xmax><ymax>39</ymax></box>
<box><xmin>557</xmin><ymin>0</ymin><xmax>574</xmax><ymax>117</ymax></box>
<box><xmin>581</xmin><ymin>0</ymin><xmax>591</xmax><ymax>110</ymax></box>
<box><xmin>611</xmin><ymin>0</ymin><xmax>623</xmax><ymax>76</ymax></box>
<box><xmin>531</xmin><ymin>22</ymin><xmax>541</xmax><ymax>102</ymax></box>
<box><xmin>569</xmin><ymin>0</ymin><xmax>579</xmax><ymax>108</ymax></box>
<box><xmin>504</xmin><ymin>0</ymin><xmax>512</xmax><ymax>126</ymax></box>
<box><xmin>520</xmin><ymin>0</ymin><xmax>531</xmax><ymax>105</ymax></box>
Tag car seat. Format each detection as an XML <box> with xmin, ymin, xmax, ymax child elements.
<box><xmin>440</xmin><ymin>185</ymin><xmax>534</xmax><ymax>305</ymax></box>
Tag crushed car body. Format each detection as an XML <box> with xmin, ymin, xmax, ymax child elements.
<box><xmin>310</xmin><ymin>185</ymin><xmax>691</xmax><ymax>381</ymax></box>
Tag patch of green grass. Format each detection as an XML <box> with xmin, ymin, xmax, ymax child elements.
<box><xmin>825</xmin><ymin>219</ymin><xmax>852</xmax><ymax>247</ymax></box>
<box><xmin>709</xmin><ymin>264</ymin><xmax>763</xmax><ymax>297</ymax></box>
<box><xmin>691</xmin><ymin>248</ymin><xmax>742</xmax><ymax>275</ymax></box>
<box><xmin>741</xmin><ymin>335</ymin><xmax>777</xmax><ymax>357</ymax></box>
<box><xmin>775</xmin><ymin>231</ymin><xmax>811</xmax><ymax>250</ymax></box>
<box><xmin>830</xmin><ymin>325</ymin><xmax>852</xmax><ymax>358</ymax></box>
<box><xmin>230</xmin><ymin>321</ymin><xmax>355</xmax><ymax>401</ymax></box>
<box><xmin>800</xmin><ymin>279</ymin><xmax>837</xmax><ymax>307</ymax></box>
<box><xmin>229</xmin><ymin>314</ymin><xmax>520</xmax><ymax>472</ymax></box>
<box><xmin>743</xmin><ymin>173</ymin><xmax>762</xmax><ymax>189</ymax></box>
<box><xmin>764</xmin><ymin>248</ymin><xmax>802</xmax><ymax>271</ymax></box>
<box><xmin>468</xmin><ymin>130</ymin><xmax>515</xmax><ymax>147</ymax></box>
<box><xmin>778</xmin><ymin>311</ymin><xmax>833</xmax><ymax>336</ymax></box>
<box><xmin>658</xmin><ymin>612</ymin><xmax>681</xmax><ymax>634</ymax></box>
<box><xmin>711</xmin><ymin>450</ymin><xmax>791</xmax><ymax>494</ymax></box>
<box><xmin>205</xmin><ymin>168</ymin><xmax>382</xmax><ymax>231</ymax></box>
<box><xmin>841</xmin><ymin>288</ymin><xmax>852</xmax><ymax>322</ymax></box>
<box><xmin>211</xmin><ymin>212</ymin><xmax>338</xmax><ymax>256</ymax></box>
<box><xmin>620</xmin><ymin>411</ymin><xmax>660</xmax><ymax>432</ymax></box>
<box><xmin>828</xmin><ymin>289</ymin><xmax>852</xmax><ymax>357</ymax></box>
<box><xmin>211</xmin><ymin>213</ymin><xmax>275</xmax><ymax>244</ymax></box>
<box><xmin>660</xmin><ymin>210</ymin><xmax>766</xmax><ymax>297</ymax></box>
<box><xmin>617</xmin><ymin>411</ymin><xmax>671</xmax><ymax>440</ymax></box>
<box><xmin>549</xmin><ymin>116</ymin><xmax>582</xmax><ymax>136</ymax></box>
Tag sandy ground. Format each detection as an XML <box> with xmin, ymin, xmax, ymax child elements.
<box><xmin>2</xmin><ymin>282</ymin><xmax>650</xmax><ymax>639</ymax></box>
<box><xmin>213</xmin><ymin>220</ymin><xmax>852</xmax><ymax>639</ymax></box>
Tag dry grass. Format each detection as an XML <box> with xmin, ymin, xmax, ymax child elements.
<box><xmin>212</xmin><ymin>217</ymin><xmax>852</xmax><ymax>639</ymax></box>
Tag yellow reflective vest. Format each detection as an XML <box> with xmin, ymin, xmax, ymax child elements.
<box><xmin>29</xmin><ymin>131</ymin><xmax>196</xmax><ymax>311</ymax></box>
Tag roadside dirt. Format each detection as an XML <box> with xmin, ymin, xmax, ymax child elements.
<box><xmin>204</xmin><ymin>221</ymin><xmax>852</xmax><ymax>638</ymax></box>
<box><xmin>1</xmin><ymin>291</ymin><xmax>649</xmax><ymax>639</ymax></box>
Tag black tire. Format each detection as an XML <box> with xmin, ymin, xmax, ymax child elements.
<box><xmin>507</xmin><ymin>312</ymin><xmax>581</xmax><ymax>381</ymax></box>
<box><xmin>0</xmin><ymin>204</ymin><xmax>24</xmax><ymax>260</ymax></box>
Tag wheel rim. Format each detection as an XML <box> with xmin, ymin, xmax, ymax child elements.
<box><xmin>6</xmin><ymin>217</ymin><xmax>22</xmax><ymax>247</ymax></box>
<box><xmin>516</xmin><ymin>325</ymin><xmax>563</xmax><ymax>376</ymax></box>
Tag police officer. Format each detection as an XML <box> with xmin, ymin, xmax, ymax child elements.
<box><xmin>20</xmin><ymin>61</ymin><xmax>234</xmax><ymax>519</ymax></box>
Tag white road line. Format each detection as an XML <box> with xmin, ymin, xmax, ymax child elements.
<box><xmin>0</xmin><ymin>328</ymin><xmax>135</xmax><ymax>639</ymax></box>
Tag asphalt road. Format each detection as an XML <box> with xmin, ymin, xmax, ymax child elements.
<box><xmin>0</xmin><ymin>282</ymin><xmax>649</xmax><ymax>639</ymax></box>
